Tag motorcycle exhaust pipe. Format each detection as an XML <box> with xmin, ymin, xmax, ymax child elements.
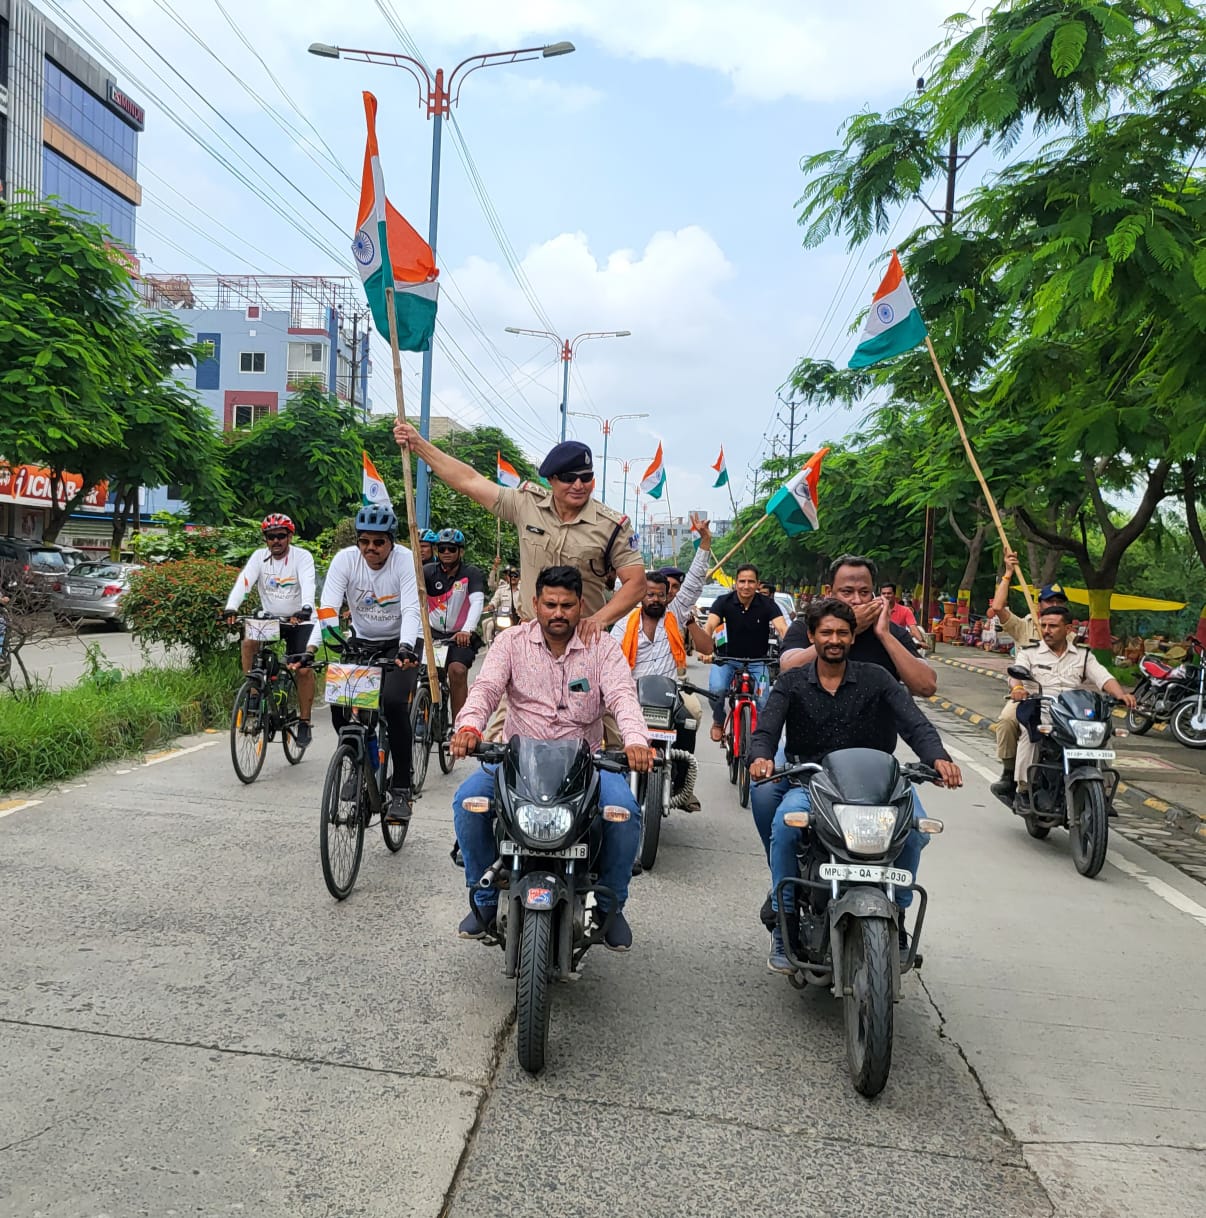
<box><xmin>479</xmin><ymin>859</ymin><xmax>504</xmax><ymax>890</ymax></box>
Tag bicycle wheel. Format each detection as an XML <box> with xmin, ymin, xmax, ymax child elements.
<box><xmin>410</xmin><ymin>683</ymin><xmax>433</xmax><ymax>794</ymax></box>
<box><xmin>737</xmin><ymin>704</ymin><xmax>753</xmax><ymax>808</ymax></box>
<box><xmin>279</xmin><ymin>672</ymin><xmax>307</xmax><ymax>764</ymax></box>
<box><xmin>726</xmin><ymin>710</ymin><xmax>739</xmax><ymax>785</ymax></box>
<box><xmin>378</xmin><ymin>727</ymin><xmax>408</xmax><ymax>853</ymax></box>
<box><xmin>230</xmin><ymin>679</ymin><xmax>268</xmax><ymax>784</ymax></box>
<box><xmin>319</xmin><ymin>741</ymin><xmax>365</xmax><ymax>899</ymax></box>
<box><xmin>437</xmin><ymin>687</ymin><xmax>454</xmax><ymax>774</ymax></box>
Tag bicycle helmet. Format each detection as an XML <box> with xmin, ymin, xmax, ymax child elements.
<box><xmin>355</xmin><ymin>504</ymin><xmax>397</xmax><ymax>536</ymax></box>
<box><xmin>421</xmin><ymin>529</ymin><xmax>439</xmax><ymax>543</ymax></box>
<box><xmin>435</xmin><ymin>528</ymin><xmax>465</xmax><ymax>547</ymax></box>
<box><xmin>261</xmin><ymin>513</ymin><xmax>295</xmax><ymax>534</ymax></box>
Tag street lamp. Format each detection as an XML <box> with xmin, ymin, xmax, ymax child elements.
<box><xmin>504</xmin><ymin>327</ymin><xmax>631</xmax><ymax>442</ymax></box>
<box><xmin>309</xmin><ymin>38</ymin><xmax>576</xmax><ymax>527</ymax></box>
<box><xmin>567</xmin><ymin>412</ymin><xmax>647</xmax><ymax>505</ymax></box>
<box><xmin>613</xmin><ymin>455</ymin><xmax>653</xmax><ymax>521</ymax></box>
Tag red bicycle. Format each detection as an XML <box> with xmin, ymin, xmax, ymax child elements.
<box><xmin>716</xmin><ymin>656</ymin><xmax>772</xmax><ymax>809</ymax></box>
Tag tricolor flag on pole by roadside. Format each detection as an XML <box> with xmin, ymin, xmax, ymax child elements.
<box><xmin>711</xmin><ymin>447</ymin><xmax>729</xmax><ymax>488</ymax></box>
<box><xmin>362</xmin><ymin>451</ymin><xmax>392</xmax><ymax>509</ymax></box>
<box><xmin>496</xmin><ymin>451</ymin><xmax>521</xmax><ymax>488</ymax></box>
<box><xmin>766</xmin><ymin>447</ymin><xmax>829</xmax><ymax>537</ymax></box>
<box><xmin>847</xmin><ymin>251</ymin><xmax>927</xmax><ymax>369</ymax></box>
<box><xmin>353</xmin><ymin>92</ymin><xmax>439</xmax><ymax>352</ymax></box>
<box><xmin>640</xmin><ymin>443</ymin><xmax>667</xmax><ymax>500</ymax></box>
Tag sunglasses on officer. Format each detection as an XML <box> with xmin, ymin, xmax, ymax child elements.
<box><xmin>553</xmin><ymin>469</ymin><xmax>594</xmax><ymax>485</ymax></box>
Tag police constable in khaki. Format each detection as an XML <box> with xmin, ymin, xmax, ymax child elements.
<box><xmin>392</xmin><ymin>424</ymin><xmax>646</xmax><ymax>640</ymax></box>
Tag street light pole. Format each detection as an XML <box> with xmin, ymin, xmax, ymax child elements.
<box><xmin>505</xmin><ymin>328</ymin><xmax>631</xmax><ymax>441</ymax></box>
<box><xmin>567</xmin><ymin>412</ymin><xmax>647</xmax><ymax>504</ymax></box>
<box><xmin>309</xmin><ymin>39</ymin><xmax>575</xmax><ymax>526</ymax></box>
<box><xmin>615</xmin><ymin>455</ymin><xmax>653</xmax><ymax>521</ymax></box>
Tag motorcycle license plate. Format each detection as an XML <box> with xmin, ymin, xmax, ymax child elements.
<box><xmin>1064</xmin><ymin>749</ymin><xmax>1115</xmax><ymax>761</ymax></box>
<box><xmin>819</xmin><ymin>863</ymin><xmax>913</xmax><ymax>886</ymax></box>
<box><xmin>500</xmin><ymin>840</ymin><xmax>588</xmax><ymax>860</ymax></box>
<box><xmin>648</xmin><ymin>729</ymin><xmax>678</xmax><ymax>742</ymax></box>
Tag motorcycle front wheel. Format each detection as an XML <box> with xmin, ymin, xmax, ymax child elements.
<box><xmin>639</xmin><ymin>764</ymin><xmax>665</xmax><ymax>871</ymax></box>
<box><xmin>1069</xmin><ymin>781</ymin><xmax>1108</xmax><ymax>878</ymax></box>
<box><xmin>516</xmin><ymin>908</ymin><xmax>554</xmax><ymax>1075</ymax></box>
<box><xmin>842</xmin><ymin>916</ymin><xmax>895</xmax><ymax>1098</ymax></box>
<box><xmin>1171</xmin><ymin>699</ymin><xmax>1206</xmax><ymax>749</ymax></box>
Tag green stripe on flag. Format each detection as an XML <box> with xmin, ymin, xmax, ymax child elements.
<box><xmin>848</xmin><ymin>309</ymin><xmax>927</xmax><ymax>369</ymax></box>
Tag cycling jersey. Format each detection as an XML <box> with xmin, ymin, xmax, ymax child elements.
<box><xmin>424</xmin><ymin>560</ymin><xmax>486</xmax><ymax>634</ymax></box>
<box><xmin>313</xmin><ymin>545</ymin><xmax>421</xmax><ymax>646</ymax></box>
<box><xmin>225</xmin><ymin>546</ymin><xmax>315</xmax><ymax>618</ymax></box>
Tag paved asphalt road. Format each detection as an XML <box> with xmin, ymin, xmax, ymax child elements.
<box><xmin>9</xmin><ymin>622</ymin><xmax>169</xmax><ymax>691</ymax></box>
<box><xmin>3</xmin><ymin>661</ymin><xmax>1205</xmax><ymax>1216</ymax></box>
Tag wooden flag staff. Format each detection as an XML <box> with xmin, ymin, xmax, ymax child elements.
<box><xmin>385</xmin><ymin>286</ymin><xmax>441</xmax><ymax>703</ymax></box>
<box><xmin>707</xmin><ymin>513</ymin><xmax>771</xmax><ymax>578</ymax></box>
<box><xmin>924</xmin><ymin>335</ymin><xmax>1039</xmax><ymax>623</ymax></box>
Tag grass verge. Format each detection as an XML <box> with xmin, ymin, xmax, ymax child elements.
<box><xmin>0</xmin><ymin>656</ymin><xmax>241</xmax><ymax>793</ymax></box>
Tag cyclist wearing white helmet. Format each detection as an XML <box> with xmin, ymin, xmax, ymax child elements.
<box><xmin>224</xmin><ymin>513</ymin><xmax>316</xmax><ymax>745</ymax></box>
<box><xmin>424</xmin><ymin>527</ymin><xmax>486</xmax><ymax>721</ymax></box>
<box><xmin>308</xmin><ymin>504</ymin><xmax>422</xmax><ymax>824</ymax></box>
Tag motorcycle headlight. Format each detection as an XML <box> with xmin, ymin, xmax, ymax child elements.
<box><xmin>515</xmin><ymin>802</ymin><xmax>573</xmax><ymax>843</ymax></box>
<box><xmin>1070</xmin><ymin>721</ymin><xmax>1107</xmax><ymax>747</ymax></box>
<box><xmin>834</xmin><ymin>804</ymin><xmax>898</xmax><ymax>856</ymax></box>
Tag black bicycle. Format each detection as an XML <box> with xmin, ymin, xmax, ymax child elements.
<box><xmin>318</xmin><ymin>637</ymin><xmax>410</xmax><ymax>900</ymax></box>
<box><xmin>409</xmin><ymin>639</ymin><xmax>455</xmax><ymax>793</ymax></box>
<box><xmin>228</xmin><ymin>612</ymin><xmax>310</xmax><ymax>784</ymax></box>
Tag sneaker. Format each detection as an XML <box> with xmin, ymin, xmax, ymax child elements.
<box><xmin>767</xmin><ymin>927</ymin><xmax>794</xmax><ymax>974</ymax></box>
<box><xmin>385</xmin><ymin>788</ymin><xmax>413</xmax><ymax>824</ymax></box>
<box><xmin>458</xmin><ymin>904</ymin><xmax>496</xmax><ymax>940</ymax></box>
<box><xmin>899</xmin><ymin>925</ymin><xmax>923</xmax><ymax>968</ymax></box>
<box><xmin>631</xmin><ymin>861</ymin><xmax>644</xmax><ymax>878</ymax></box>
<box><xmin>759</xmin><ymin>892</ymin><xmax>776</xmax><ymax>932</ymax></box>
<box><xmin>603</xmin><ymin>908</ymin><xmax>633</xmax><ymax>952</ymax></box>
<box><xmin>294</xmin><ymin>720</ymin><xmax>312</xmax><ymax>748</ymax></box>
<box><xmin>1014</xmin><ymin>788</ymin><xmax>1033</xmax><ymax>813</ymax></box>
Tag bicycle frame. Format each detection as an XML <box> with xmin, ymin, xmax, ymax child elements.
<box><xmin>724</xmin><ymin>662</ymin><xmax>764</xmax><ymax>755</ymax></box>
<box><xmin>335</xmin><ymin>706</ymin><xmax>392</xmax><ymax>819</ymax></box>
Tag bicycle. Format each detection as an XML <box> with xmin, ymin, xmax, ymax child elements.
<box><xmin>317</xmin><ymin>637</ymin><xmax>411</xmax><ymax>900</ymax></box>
<box><xmin>228</xmin><ymin>612</ymin><xmax>311</xmax><ymax>784</ymax></box>
<box><xmin>713</xmin><ymin>655</ymin><xmax>772</xmax><ymax>810</ymax></box>
<box><xmin>409</xmin><ymin>639</ymin><xmax>455</xmax><ymax>794</ymax></box>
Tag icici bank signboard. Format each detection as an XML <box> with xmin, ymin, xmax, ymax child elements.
<box><xmin>0</xmin><ymin>463</ymin><xmax>108</xmax><ymax>510</ymax></box>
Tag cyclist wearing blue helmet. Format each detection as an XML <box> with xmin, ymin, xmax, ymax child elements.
<box><xmin>308</xmin><ymin>503</ymin><xmax>423</xmax><ymax>824</ymax></box>
<box><xmin>424</xmin><ymin>526</ymin><xmax>486</xmax><ymax>721</ymax></box>
<box><xmin>419</xmin><ymin>528</ymin><xmax>438</xmax><ymax>565</ymax></box>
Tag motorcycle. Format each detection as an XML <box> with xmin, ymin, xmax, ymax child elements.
<box><xmin>481</xmin><ymin>604</ymin><xmax>517</xmax><ymax>647</ymax></box>
<box><xmin>1127</xmin><ymin>643</ymin><xmax>1201</xmax><ymax>735</ymax></box>
<box><xmin>464</xmin><ymin>737</ymin><xmax>658</xmax><ymax>1074</ymax></box>
<box><xmin>1168</xmin><ymin>645</ymin><xmax>1206</xmax><ymax>749</ymax></box>
<box><xmin>995</xmin><ymin>664</ymin><xmax>1121</xmax><ymax>877</ymax></box>
<box><xmin>629</xmin><ymin>674</ymin><xmax>700</xmax><ymax>870</ymax></box>
<box><xmin>761</xmin><ymin>748</ymin><xmax>943</xmax><ymax>1098</ymax></box>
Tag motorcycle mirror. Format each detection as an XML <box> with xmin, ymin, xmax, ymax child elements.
<box><xmin>1006</xmin><ymin>665</ymin><xmax>1030</xmax><ymax>681</ymax></box>
<box><xmin>602</xmin><ymin>806</ymin><xmax>631</xmax><ymax>822</ymax></box>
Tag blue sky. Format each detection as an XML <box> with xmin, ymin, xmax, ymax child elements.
<box><xmin>55</xmin><ymin>0</ymin><xmax>957</xmax><ymax>522</ymax></box>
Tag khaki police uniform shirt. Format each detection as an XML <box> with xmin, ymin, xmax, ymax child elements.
<box><xmin>1012</xmin><ymin>640</ymin><xmax>1113</xmax><ymax>695</ymax></box>
<box><xmin>1001</xmin><ymin>612</ymin><xmax>1039</xmax><ymax>646</ymax></box>
<box><xmin>493</xmin><ymin>482</ymin><xmax>642</xmax><ymax>619</ymax></box>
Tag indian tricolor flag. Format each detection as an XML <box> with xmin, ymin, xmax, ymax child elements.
<box><xmin>847</xmin><ymin>251</ymin><xmax>927</xmax><ymax>369</ymax></box>
<box><xmin>353</xmin><ymin>92</ymin><xmax>439</xmax><ymax>352</ymax></box>
<box><xmin>765</xmin><ymin>447</ymin><xmax>829</xmax><ymax>537</ymax></box>
<box><xmin>711</xmin><ymin>447</ymin><xmax>729</xmax><ymax>488</ymax></box>
<box><xmin>362</xmin><ymin>451</ymin><xmax>392</xmax><ymax>509</ymax></box>
<box><xmin>496</xmin><ymin>451</ymin><xmax>521</xmax><ymax>488</ymax></box>
<box><xmin>640</xmin><ymin>443</ymin><xmax>666</xmax><ymax>500</ymax></box>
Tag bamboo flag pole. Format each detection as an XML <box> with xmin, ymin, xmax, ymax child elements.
<box><xmin>707</xmin><ymin>513</ymin><xmax>771</xmax><ymax>577</ymax></box>
<box><xmin>924</xmin><ymin>335</ymin><xmax>1039</xmax><ymax>623</ymax></box>
<box><xmin>385</xmin><ymin>286</ymin><xmax>441</xmax><ymax>703</ymax></box>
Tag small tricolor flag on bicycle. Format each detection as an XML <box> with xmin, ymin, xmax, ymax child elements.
<box><xmin>497</xmin><ymin>451</ymin><xmax>521</xmax><ymax>488</ymax></box>
<box><xmin>847</xmin><ymin>251</ymin><xmax>927</xmax><ymax>369</ymax></box>
<box><xmin>362</xmin><ymin>451</ymin><xmax>392</xmax><ymax>509</ymax></box>
<box><xmin>765</xmin><ymin>447</ymin><xmax>829</xmax><ymax>537</ymax></box>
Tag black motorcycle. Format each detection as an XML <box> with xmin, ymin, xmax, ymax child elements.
<box><xmin>465</xmin><ymin>737</ymin><xmax>652</xmax><ymax>1074</ymax></box>
<box><xmin>1127</xmin><ymin>645</ymin><xmax>1201</xmax><ymax>735</ymax></box>
<box><xmin>762</xmin><ymin>748</ymin><xmax>943</xmax><ymax>1098</ymax></box>
<box><xmin>995</xmin><ymin>665</ymin><xmax>1121</xmax><ymax>878</ymax></box>
<box><xmin>630</xmin><ymin>674</ymin><xmax>700</xmax><ymax>870</ymax></box>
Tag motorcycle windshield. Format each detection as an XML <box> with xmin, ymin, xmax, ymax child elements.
<box><xmin>1056</xmin><ymin>689</ymin><xmax>1108</xmax><ymax>719</ymax></box>
<box><xmin>635</xmin><ymin>674</ymin><xmax>679</xmax><ymax>709</ymax></box>
<box><xmin>503</xmin><ymin>736</ymin><xmax>593</xmax><ymax>804</ymax></box>
<box><xmin>816</xmin><ymin>747</ymin><xmax>902</xmax><ymax>805</ymax></box>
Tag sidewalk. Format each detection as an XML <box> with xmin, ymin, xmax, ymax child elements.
<box><xmin>926</xmin><ymin>642</ymin><xmax>1206</xmax><ymax>877</ymax></box>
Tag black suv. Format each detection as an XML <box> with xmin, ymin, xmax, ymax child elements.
<box><xmin>0</xmin><ymin>537</ymin><xmax>70</xmax><ymax>608</ymax></box>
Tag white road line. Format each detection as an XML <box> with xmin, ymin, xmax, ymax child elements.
<box><xmin>0</xmin><ymin>799</ymin><xmax>43</xmax><ymax>819</ymax></box>
<box><xmin>940</xmin><ymin>740</ymin><xmax>999</xmax><ymax>784</ymax></box>
<box><xmin>141</xmin><ymin>740</ymin><xmax>219</xmax><ymax>767</ymax></box>
<box><xmin>1107</xmin><ymin>850</ymin><xmax>1206</xmax><ymax>930</ymax></box>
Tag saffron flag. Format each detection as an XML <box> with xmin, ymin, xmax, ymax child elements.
<box><xmin>496</xmin><ymin>451</ymin><xmax>521</xmax><ymax>488</ymax></box>
<box><xmin>354</xmin><ymin>92</ymin><xmax>439</xmax><ymax>351</ymax></box>
<box><xmin>362</xmin><ymin>451</ymin><xmax>392</xmax><ymax>509</ymax></box>
<box><xmin>711</xmin><ymin>447</ymin><xmax>729</xmax><ymax>488</ymax></box>
<box><xmin>640</xmin><ymin>443</ymin><xmax>666</xmax><ymax>500</ymax></box>
<box><xmin>847</xmin><ymin>251</ymin><xmax>927</xmax><ymax>369</ymax></box>
<box><xmin>765</xmin><ymin>447</ymin><xmax>829</xmax><ymax>537</ymax></box>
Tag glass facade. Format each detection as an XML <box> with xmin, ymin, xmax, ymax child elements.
<box><xmin>43</xmin><ymin>59</ymin><xmax>138</xmax><ymax>178</ymax></box>
<box><xmin>43</xmin><ymin>147</ymin><xmax>136</xmax><ymax>246</ymax></box>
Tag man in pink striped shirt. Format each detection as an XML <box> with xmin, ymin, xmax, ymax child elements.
<box><xmin>450</xmin><ymin>566</ymin><xmax>652</xmax><ymax>950</ymax></box>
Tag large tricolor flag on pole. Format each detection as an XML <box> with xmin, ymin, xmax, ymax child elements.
<box><xmin>354</xmin><ymin>92</ymin><xmax>439</xmax><ymax>352</ymax></box>
<box><xmin>765</xmin><ymin>447</ymin><xmax>829</xmax><ymax>537</ymax></box>
<box><xmin>640</xmin><ymin>443</ymin><xmax>667</xmax><ymax>500</ymax></box>
<box><xmin>496</xmin><ymin>451</ymin><xmax>521</xmax><ymax>488</ymax></box>
<box><xmin>847</xmin><ymin>251</ymin><xmax>927</xmax><ymax>369</ymax></box>
<box><xmin>362</xmin><ymin>451</ymin><xmax>392</xmax><ymax>509</ymax></box>
<box><xmin>711</xmin><ymin>447</ymin><xmax>729</xmax><ymax>488</ymax></box>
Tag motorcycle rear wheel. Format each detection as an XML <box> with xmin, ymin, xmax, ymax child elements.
<box><xmin>639</xmin><ymin>766</ymin><xmax>665</xmax><ymax>871</ymax></box>
<box><xmin>1069</xmin><ymin>782</ymin><xmax>1108</xmax><ymax>878</ymax></box>
<box><xmin>842</xmin><ymin>916</ymin><xmax>895</xmax><ymax>1098</ymax></box>
<box><xmin>1171</xmin><ymin>700</ymin><xmax>1206</xmax><ymax>749</ymax></box>
<box><xmin>516</xmin><ymin>908</ymin><xmax>554</xmax><ymax>1075</ymax></box>
<box><xmin>1024</xmin><ymin>815</ymin><xmax>1050</xmax><ymax>839</ymax></box>
<box><xmin>1125</xmin><ymin>680</ymin><xmax>1154</xmax><ymax>734</ymax></box>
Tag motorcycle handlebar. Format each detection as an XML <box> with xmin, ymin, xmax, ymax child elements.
<box><xmin>469</xmin><ymin>743</ymin><xmax>663</xmax><ymax>772</ymax></box>
<box><xmin>754</xmin><ymin>760</ymin><xmax>943</xmax><ymax>786</ymax></box>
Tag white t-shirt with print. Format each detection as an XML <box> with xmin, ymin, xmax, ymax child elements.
<box><xmin>225</xmin><ymin>546</ymin><xmax>316</xmax><ymax>617</ymax></box>
<box><xmin>313</xmin><ymin>545</ymin><xmax>421</xmax><ymax>646</ymax></box>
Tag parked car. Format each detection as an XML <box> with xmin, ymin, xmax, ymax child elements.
<box><xmin>774</xmin><ymin>591</ymin><xmax>797</xmax><ymax>622</ymax></box>
<box><xmin>53</xmin><ymin>545</ymin><xmax>92</xmax><ymax>570</ymax></box>
<box><xmin>694</xmin><ymin>582</ymin><xmax>730</xmax><ymax>627</ymax></box>
<box><xmin>0</xmin><ymin>537</ymin><xmax>70</xmax><ymax>607</ymax></box>
<box><xmin>51</xmin><ymin>561</ymin><xmax>141</xmax><ymax>628</ymax></box>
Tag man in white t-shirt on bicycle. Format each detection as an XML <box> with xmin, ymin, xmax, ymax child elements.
<box><xmin>224</xmin><ymin>513</ymin><xmax>317</xmax><ymax>746</ymax></box>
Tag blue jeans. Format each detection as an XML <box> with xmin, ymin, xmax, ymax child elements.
<box><xmin>749</xmin><ymin>744</ymin><xmax>788</xmax><ymax>860</ymax></box>
<box><xmin>453</xmin><ymin>765</ymin><xmax>641</xmax><ymax>913</ymax></box>
<box><xmin>768</xmin><ymin>787</ymin><xmax>929</xmax><ymax>912</ymax></box>
<box><xmin>708</xmin><ymin>659</ymin><xmax>769</xmax><ymax>726</ymax></box>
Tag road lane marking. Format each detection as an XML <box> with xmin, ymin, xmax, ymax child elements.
<box><xmin>0</xmin><ymin>798</ymin><xmax>42</xmax><ymax>819</ymax></box>
<box><xmin>1107</xmin><ymin>851</ymin><xmax>1206</xmax><ymax>930</ymax></box>
<box><xmin>934</xmin><ymin>740</ymin><xmax>999</xmax><ymax>785</ymax></box>
<box><xmin>141</xmin><ymin>740</ymin><xmax>219</xmax><ymax>767</ymax></box>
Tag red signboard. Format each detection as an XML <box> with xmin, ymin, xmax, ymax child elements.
<box><xmin>0</xmin><ymin>463</ymin><xmax>108</xmax><ymax>509</ymax></box>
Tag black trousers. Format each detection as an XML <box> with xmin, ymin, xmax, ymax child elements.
<box><xmin>330</xmin><ymin>660</ymin><xmax>419</xmax><ymax>788</ymax></box>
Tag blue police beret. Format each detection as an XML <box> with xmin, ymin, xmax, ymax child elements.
<box><xmin>1039</xmin><ymin>583</ymin><xmax>1068</xmax><ymax>601</ymax></box>
<box><xmin>538</xmin><ymin>440</ymin><xmax>594</xmax><ymax>480</ymax></box>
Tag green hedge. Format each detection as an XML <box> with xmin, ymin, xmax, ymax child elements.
<box><xmin>0</xmin><ymin>657</ymin><xmax>240</xmax><ymax>793</ymax></box>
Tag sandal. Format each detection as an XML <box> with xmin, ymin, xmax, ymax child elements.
<box><xmin>710</xmin><ymin>724</ymin><xmax>724</xmax><ymax>744</ymax></box>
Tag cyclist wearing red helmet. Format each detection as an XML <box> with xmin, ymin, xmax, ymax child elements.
<box><xmin>224</xmin><ymin>514</ymin><xmax>317</xmax><ymax>745</ymax></box>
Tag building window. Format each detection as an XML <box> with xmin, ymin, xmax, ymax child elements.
<box><xmin>196</xmin><ymin>333</ymin><xmax>221</xmax><ymax>391</ymax></box>
<box><xmin>308</xmin><ymin>343</ymin><xmax>324</xmax><ymax>362</ymax></box>
<box><xmin>43</xmin><ymin>60</ymin><xmax>138</xmax><ymax>178</ymax></box>
<box><xmin>233</xmin><ymin>403</ymin><xmax>272</xmax><ymax>428</ymax></box>
<box><xmin>239</xmin><ymin>352</ymin><xmax>266</xmax><ymax>374</ymax></box>
<box><xmin>42</xmin><ymin>148</ymin><xmax>136</xmax><ymax>246</ymax></box>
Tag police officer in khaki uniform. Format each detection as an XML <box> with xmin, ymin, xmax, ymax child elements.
<box><xmin>393</xmin><ymin>424</ymin><xmax>646</xmax><ymax>641</ymax></box>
